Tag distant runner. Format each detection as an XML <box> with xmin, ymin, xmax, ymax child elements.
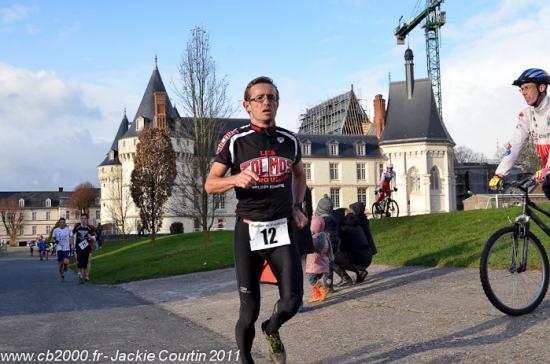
<box><xmin>52</xmin><ymin>217</ymin><xmax>72</xmax><ymax>282</ymax></box>
<box><xmin>73</xmin><ymin>213</ymin><xmax>95</xmax><ymax>284</ymax></box>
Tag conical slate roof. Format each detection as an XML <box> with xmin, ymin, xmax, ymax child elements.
<box><xmin>98</xmin><ymin>112</ymin><xmax>130</xmax><ymax>167</ymax></box>
<box><xmin>123</xmin><ymin>65</ymin><xmax>179</xmax><ymax>138</ymax></box>
<box><xmin>379</xmin><ymin>77</ymin><xmax>454</xmax><ymax>145</ymax></box>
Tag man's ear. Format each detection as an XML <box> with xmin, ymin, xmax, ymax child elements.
<box><xmin>243</xmin><ymin>100</ymin><xmax>251</xmax><ymax>114</ymax></box>
<box><xmin>539</xmin><ymin>84</ymin><xmax>548</xmax><ymax>93</ymax></box>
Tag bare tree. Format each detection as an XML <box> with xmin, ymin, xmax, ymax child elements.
<box><xmin>172</xmin><ymin>26</ymin><xmax>235</xmax><ymax>245</ymax></box>
<box><xmin>0</xmin><ymin>199</ymin><xmax>25</xmax><ymax>246</ymax></box>
<box><xmin>106</xmin><ymin>168</ymin><xmax>133</xmax><ymax>236</ymax></box>
<box><xmin>70</xmin><ymin>182</ymin><xmax>97</xmax><ymax>215</ymax></box>
<box><xmin>130</xmin><ymin>127</ymin><xmax>176</xmax><ymax>245</ymax></box>
<box><xmin>454</xmin><ymin>146</ymin><xmax>487</xmax><ymax>164</ymax></box>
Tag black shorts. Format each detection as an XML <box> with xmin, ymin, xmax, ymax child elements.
<box><xmin>57</xmin><ymin>250</ymin><xmax>70</xmax><ymax>263</ymax></box>
<box><xmin>76</xmin><ymin>248</ymin><xmax>90</xmax><ymax>269</ymax></box>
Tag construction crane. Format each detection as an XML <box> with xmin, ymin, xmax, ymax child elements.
<box><xmin>395</xmin><ymin>0</ymin><xmax>446</xmax><ymax>118</ymax></box>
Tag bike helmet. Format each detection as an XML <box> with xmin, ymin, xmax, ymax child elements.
<box><xmin>512</xmin><ymin>68</ymin><xmax>550</xmax><ymax>86</ymax></box>
<box><xmin>386</xmin><ymin>162</ymin><xmax>393</xmax><ymax>168</ymax></box>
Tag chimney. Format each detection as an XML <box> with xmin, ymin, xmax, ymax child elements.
<box><xmin>154</xmin><ymin>91</ymin><xmax>167</xmax><ymax>129</ymax></box>
<box><xmin>58</xmin><ymin>187</ymin><xmax>63</xmax><ymax>192</ymax></box>
<box><xmin>405</xmin><ymin>48</ymin><xmax>414</xmax><ymax>99</ymax></box>
<box><xmin>373</xmin><ymin>94</ymin><xmax>386</xmax><ymax>138</ymax></box>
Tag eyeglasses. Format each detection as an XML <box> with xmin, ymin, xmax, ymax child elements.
<box><xmin>248</xmin><ymin>94</ymin><xmax>278</xmax><ymax>103</ymax></box>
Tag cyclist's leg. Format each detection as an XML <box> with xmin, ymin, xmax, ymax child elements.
<box><xmin>263</xmin><ymin>242</ymin><xmax>303</xmax><ymax>335</ymax></box>
<box><xmin>376</xmin><ymin>191</ymin><xmax>385</xmax><ymax>204</ymax></box>
<box><xmin>234</xmin><ymin>218</ymin><xmax>264</xmax><ymax>364</ymax></box>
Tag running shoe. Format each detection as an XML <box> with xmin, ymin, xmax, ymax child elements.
<box><xmin>261</xmin><ymin>321</ymin><xmax>286</xmax><ymax>364</ymax></box>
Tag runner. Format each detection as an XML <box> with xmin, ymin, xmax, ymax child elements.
<box><xmin>72</xmin><ymin>213</ymin><xmax>95</xmax><ymax>284</ymax></box>
<box><xmin>36</xmin><ymin>235</ymin><xmax>47</xmax><ymax>261</ymax></box>
<box><xmin>205</xmin><ymin>76</ymin><xmax>308</xmax><ymax>364</ymax></box>
<box><xmin>52</xmin><ymin>217</ymin><xmax>72</xmax><ymax>282</ymax></box>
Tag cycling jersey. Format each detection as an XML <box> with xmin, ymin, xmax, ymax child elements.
<box><xmin>215</xmin><ymin>123</ymin><xmax>301</xmax><ymax>221</ymax></box>
<box><xmin>496</xmin><ymin>94</ymin><xmax>550</xmax><ymax>176</ymax></box>
<box><xmin>378</xmin><ymin>171</ymin><xmax>396</xmax><ymax>190</ymax></box>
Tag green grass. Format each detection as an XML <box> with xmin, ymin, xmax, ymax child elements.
<box><xmin>82</xmin><ymin>231</ymin><xmax>234</xmax><ymax>284</ymax></box>
<box><xmin>81</xmin><ymin>206</ymin><xmax>550</xmax><ymax>284</ymax></box>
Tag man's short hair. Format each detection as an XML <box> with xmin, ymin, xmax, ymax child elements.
<box><xmin>80</xmin><ymin>212</ymin><xmax>88</xmax><ymax>218</ymax></box>
<box><xmin>59</xmin><ymin>217</ymin><xmax>66</xmax><ymax>222</ymax></box>
<box><xmin>244</xmin><ymin>76</ymin><xmax>279</xmax><ymax>101</ymax></box>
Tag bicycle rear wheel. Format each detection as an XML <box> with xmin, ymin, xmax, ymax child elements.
<box><xmin>386</xmin><ymin>200</ymin><xmax>399</xmax><ymax>218</ymax></box>
<box><xmin>480</xmin><ymin>226</ymin><xmax>549</xmax><ymax>316</ymax></box>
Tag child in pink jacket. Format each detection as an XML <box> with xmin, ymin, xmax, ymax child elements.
<box><xmin>305</xmin><ymin>215</ymin><xmax>333</xmax><ymax>302</ymax></box>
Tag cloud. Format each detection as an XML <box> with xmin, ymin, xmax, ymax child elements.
<box><xmin>442</xmin><ymin>1</ymin><xmax>550</xmax><ymax>158</ymax></box>
<box><xmin>0</xmin><ymin>62</ymin><xmax>129</xmax><ymax>191</ymax></box>
<box><xmin>0</xmin><ymin>4</ymin><xmax>36</xmax><ymax>24</ymax></box>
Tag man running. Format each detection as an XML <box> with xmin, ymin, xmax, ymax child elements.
<box><xmin>36</xmin><ymin>235</ymin><xmax>47</xmax><ymax>261</ymax></box>
<box><xmin>52</xmin><ymin>217</ymin><xmax>72</xmax><ymax>282</ymax></box>
<box><xmin>205</xmin><ymin>76</ymin><xmax>307</xmax><ymax>364</ymax></box>
<box><xmin>72</xmin><ymin>213</ymin><xmax>95</xmax><ymax>284</ymax></box>
<box><xmin>489</xmin><ymin>68</ymin><xmax>550</xmax><ymax>193</ymax></box>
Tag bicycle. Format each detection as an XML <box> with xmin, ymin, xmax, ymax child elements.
<box><xmin>480</xmin><ymin>175</ymin><xmax>550</xmax><ymax>316</ymax></box>
<box><xmin>372</xmin><ymin>188</ymin><xmax>399</xmax><ymax>219</ymax></box>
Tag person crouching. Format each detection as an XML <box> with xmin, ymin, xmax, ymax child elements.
<box><xmin>305</xmin><ymin>215</ymin><xmax>333</xmax><ymax>303</ymax></box>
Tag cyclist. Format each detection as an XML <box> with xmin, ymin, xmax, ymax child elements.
<box><xmin>375</xmin><ymin>162</ymin><xmax>397</xmax><ymax>211</ymax></box>
<box><xmin>489</xmin><ymin>68</ymin><xmax>550</xmax><ymax>192</ymax></box>
<box><xmin>205</xmin><ymin>76</ymin><xmax>307</xmax><ymax>364</ymax></box>
<box><xmin>52</xmin><ymin>217</ymin><xmax>72</xmax><ymax>282</ymax></box>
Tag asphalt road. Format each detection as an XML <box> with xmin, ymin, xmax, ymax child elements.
<box><xmin>0</xmin><ymin>248</ymin><xmax>237</xmax><ymax>364</ymax></box>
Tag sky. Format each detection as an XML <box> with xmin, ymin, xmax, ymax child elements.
<box><xmin>1</xmin><ymin>0</ymin><xmax>549</xmax><ymax>191</ymax></box>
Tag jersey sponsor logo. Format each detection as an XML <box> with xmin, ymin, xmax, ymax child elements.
<box><xmin>547</xmin><ymin>116</ymin><xmax>550</xmax><ymax>126</ymax></box>
<box><xmin>240</xmin><ymin>156</ymin><xmax>293</xmax><ymax>178</ymax></box>
<box><xmin>504</xmin><ymin>143</ymin><xmax>512</xmax><ymax>156</ymax></box>
<box><xmin>277</xmin><ymin>136</ymin><xmax>285</xmax><ymax>143</ymax></box>
<box><xmin>216</xmin><ymin>128</ymin><xmax>239</xmax><ymax>155</ymax></box>
<box><xmin>519</xmin><ymin>112</ymin><xmax>525</xmax><ymax>118</ymax></box>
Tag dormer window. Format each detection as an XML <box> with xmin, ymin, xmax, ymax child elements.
<box><xmin>18</xmin><ymin>198</ymin><xmax>25</xmax><ymax>208</ymax></box>
<box><xmin>136</xmin><ymin>116</ymin><xmax>145</xmax><ymax>131</ymax></box>
<box><xmin>109</xmin><ymin>150</ymin><xmax>115</xmax><ymax>160</ymax></box>
<box><xmin>45</xmin><ymin>198</ymin><xmax>51</xmax><ymax>208</ymax></box>
<box><xmin>356</xmin><ymin>143</ymin><xmax>366</xmax><ymax>156</ymax></box>
<box><xmin>328</xmin><ymin>141</ymin><xmax>339</xmax><ymax>156</ymax></box>
<box><xmin>302</xmin><ymin>141</ymin><xmax>311</xmax><ymax>156</ymax></box>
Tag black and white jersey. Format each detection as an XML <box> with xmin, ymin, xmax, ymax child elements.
<box><xmin>215</xmin><ymin>123</ymin><xmax>302</xmax><ymax>221</ymax></box>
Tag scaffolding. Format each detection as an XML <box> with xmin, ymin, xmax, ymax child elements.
<box><xmin>298</xmin><ymin>88</ymin><xmax>370</xmax><ymax>135</ymax></box>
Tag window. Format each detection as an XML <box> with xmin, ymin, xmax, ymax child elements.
<box><xmin>217</xmin><ymin>218</ymin><xmax>225</xmax><ymax>229</ymax></box>
<box><xmin>356</xmin><ymin>143</ymin><xmax>366</xmax><ymax>156</ymax></box>
<box><xmin>46</xmin><ymin>212</ymin><xmax>51</xmax><ymax>220</ymax></box>
<box><xmin>96</xmin><ymin>210</ymin><xmax>101</xmax><ymax>220</ymax></box>
<box><xmin>379</xmin><ymin>163</ymin><xmax>384</xmax><ymax>181</ymax></box>
<box><xmin>356</xmin><ymin>163</ymin><xmax>366</xmax><ymax>181</ymax></box>
<box><xmin>329</xmin><ymin>163</ymin><xmax>339</xmax><ymax>180</ymax></box>
<box><xmin>46</xmin><ymin>226</ymin><xmax>51</xmax><ymax>234</ymax></box>
<box><xmin>19</xmin><ymin>226</ymin><xmax>23</xmax><ymax>235</ymax></box>
<box><xmin>109</xmin><ymin>150</ymin><xmax>115</xmax><ymax>160</ymax></box>
<box><xmin>136</xmin><ymin>116</ymin><xmax>145</xmax><ymax>131</ymax></box>
<box><xmin>32</xmin><ymin>226</ymin><xmax>36</xmax><ymax>235</ymax></box>
<box><xmin>65</xmin><ymin>210</ymin><xmax>70</xmax><ymax>220</ymax></box>
<box><xmin>357</xmin><ymin>187</ymin><xmax>367</xmax><ymax>204</ymax></box>
<box><xmin>45</xmin><ymin>198</ymin><xmax>51</xmax><ymax>207</ymax></box>
<box><xmin>193</xmin><ymin>218</ymin><xmax>200</xmax><ymax>231</ymax></box>
<box><xmin>18</xmin><ymin>199</ymin><xmax>24</xmax><ymax>208</ymax></box>
<box><xmin>32</xmin><ymin>211</ymin><xmax>37</xmax><ymax>221</ymax></box>
<box><xmin>430</xmin><ymin>166</ymin><xmax>440</xmax><ymax>191</ymax></box>
<box><xmin>302</xmin><ymin>142</ymin><xmax>311</xmax><ymax>156</ymax></box>
<box><xmin>408</xmin><ymin>167</ymin><xmax>421</xmax><ymax>192</ymax></box>
<box><xmin>74</xmin><ymin>210</ymin><xmax>79</xmax><ymax>219</ymax></box>
<box><xmin>214</xmin><ymin>193</ymin><xmax>225</xmax><ymax>210</ymax></box>
<box><xmin>330</xmin><ymin>188</ymin><xmax>340</xmax><ymax>208</ymax></box>
<box><xmin>328</xmin><ymin>142</ymin><xmax>339</xmax><ymax>156</ymax></box>
<box><xmin>304</xmin><ymin>163</ymin><xmax>311</xmax><ymax>180</ymax></box>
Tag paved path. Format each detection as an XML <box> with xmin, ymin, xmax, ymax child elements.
<box><xmin>2</xmin><ymin>247</ymin><xmax>550</xmax><ymax>363</ymax></box>
<box><xmin>0</xmin><ymin>248</ymin><xmax>236</xmax><ymax>364</ymax></box>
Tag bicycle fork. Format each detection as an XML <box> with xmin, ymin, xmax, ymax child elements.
<box><xmin>513</xmin><ymin>215</ymin><xmax>530</xmax><ymax>274</ymax></box>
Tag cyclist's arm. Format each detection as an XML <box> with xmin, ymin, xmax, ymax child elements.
<box><xmin>494</xmin><ymin>113</ymin><xmax>530</xmax><ymax>177</ymax></box>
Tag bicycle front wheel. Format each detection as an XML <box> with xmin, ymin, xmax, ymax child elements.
<box><xmin>386</xmin><ymin>200</ymin><xmax>399</xmax><ymax>218</ymax></box>
<box><xmin>480</xmin><ymin>226</ymin><xmax>549</xmax><ymax>316</ymax></box>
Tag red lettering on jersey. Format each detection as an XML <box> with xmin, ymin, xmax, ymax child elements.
<box><xmin>216</xmin><ymin>129</ymin><xmax>239</xmax><ymax>155</ymax></box>
<box><xmin>240</xmin><ymin>156</ymin><xmax>293</xmax><ymax>178</ymax></box>
<box><xmin>260</xmin><ymin>150</ymin><xmax>276</xmax><ymax>157</ymax></box>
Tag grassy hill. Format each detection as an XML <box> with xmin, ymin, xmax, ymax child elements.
<box><xmin>86</xmin><ymin>206</ymin><xmax>550</xmax><ymax>284</ymax></box>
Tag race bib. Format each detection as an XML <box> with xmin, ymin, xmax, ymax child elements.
<box><xmin>248</xmin><ymin>218</ymin><xmax>291</xmax><ymax>251</ymax></box>
<box><xmin>78</xmin><ymin>240</ymin><xmax>89</xmax><ymax>250</ymax></box>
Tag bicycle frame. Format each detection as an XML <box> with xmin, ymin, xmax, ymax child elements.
<box><xmin>511</xmin><ymin>181</ymin><xmax>550</xmax><ymax>273</ymax></box>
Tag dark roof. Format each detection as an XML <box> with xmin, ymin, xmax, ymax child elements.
<box><xmin>123</xmin><ymin>66</ymin><xmax>179</xmax><ymax>138</ymax></box>
<box><xmin>98</xmin><ymin>113</ymin><xmax>129</xmax><ymax>167</ymax></box>
<box><xmin>0</xmin><ymin>189</ymin><xmax>100</xmax><ymax>208</ymax></box>
<box><xmin>380</xmin><ymin>78</ymin><xmax>454</xmax><ymax>146</ymax></box>
<box><xmin>299</xmin><ymin>134</ymin><xmax>382</xmax><ymax>159</ymax></box>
